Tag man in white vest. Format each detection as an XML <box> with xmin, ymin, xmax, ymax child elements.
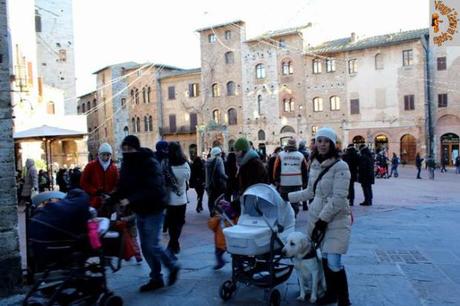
<box><xmin>273</xmin><ymin>138</ymin><xmax>308</xmax><ymax>216</ymax></box>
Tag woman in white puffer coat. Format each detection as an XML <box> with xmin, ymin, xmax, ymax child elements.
<box><xmin>288</xmin><ymin>127</ymin><xmax>352</xmax><ymax>306</ymax></box>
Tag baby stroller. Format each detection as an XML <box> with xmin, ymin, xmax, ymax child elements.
<box><xmin>23</xmin><ymin>191</ymin><xmax>124</xmax><ymax>306</ymax></box>
<box><xmin>220</xmin><ymin>184</ymin><xmax>295</xmax><ymax>306</ymax></box>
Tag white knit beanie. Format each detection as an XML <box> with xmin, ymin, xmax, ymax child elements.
<box><xmin>315</xmin><ymin>127</ymin><xmax>337</xmax><ymax>146</ymax></box>
<box><xmin>211</xmin><ymin>146</ymin><xmax>222</xmax><ymax>157</ymax></box>
<box><xmin>98</xmin><ymin>142</ymin><xmax>113</xmax><ymax>155</ymax></box>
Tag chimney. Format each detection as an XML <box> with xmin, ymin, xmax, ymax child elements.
<box><xmin>351</xmin><ymin>32</ymin><xmax>357</xmax><ymax>42</ymax></box>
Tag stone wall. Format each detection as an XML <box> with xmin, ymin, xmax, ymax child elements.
<box><xmin>0</xmin><ymin>0</ymin><xmax>22</xmax><ymax>295</ymax></box>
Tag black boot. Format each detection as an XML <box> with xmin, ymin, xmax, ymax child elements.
<box><xmin>213</xmin><ymin>248</ymin><xmax>226</xmax><ymax>270</ymax></box>
<box><xmin>316</xmin><ymin>259</ymin><xmax>337</xmax><ymax>305</ymax></box>
<box><xmin>337</xmin><ymin>268</ymin><xmax>351</xmax><ymax>306</ymax></box>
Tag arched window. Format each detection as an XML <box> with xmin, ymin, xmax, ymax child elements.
<box><xmin>142</xmin><ymin>87</ymin><xmax>146</xmax><ymax>103</ymax></box>
<box><xmin>93</xmin><ymin>99</ymin><xmax>97</xmax><ymax>108</ymax></box>
<box><xmin>330</xmin><ymin>96</ymin><xmax>341</xmax><ymax>110</ymax></box>
<box><xmin>258</xmin><ymin>130</ymin><xmax>266</xmax><ymax>141</ymax></box>
<box><xmin>280</xmin><ymin>125</ymin><xmax>295</xmax><ymax>134</ymax></box>
<box><xmin>144</xmin><ymin>116</ymin><xmax>148</xmax><ymax>132</ymax></box>
<box><xmin>136</xmin><ymin>117</ymin><xmax>140</xmax><ymax>133</ymax></box>
<box><xmin>77</xmin><ymin>105</ymin><xmax>80</xmax><ymax>114</ymax></box>
<box><xmin>212</xmin><ymin>83</ymin><xmax>220</xmax><ymax>97</ymax></box>
<box><xmin>212</xmin><ymin>109</ymin><xmax>220</xmax><ymax>124</ymax></box>
<box><xmin>87</xmin><ymin>101</ymin><xmax>91</xmax><ymax>111</ymax></box>
<box><xmin>135</xmin><ymin>88</ymin><xmax>139</xmax><ymax>104</ymax></box>
<box><xmin>82</xmin><ymin>103</ymin><xmax>86</xmax><ymax>113</ymax></box>
<box><xmin>283</xmin><ymin>98</ymin><xmax>294</xmax><ymax>112</ymax></box>
<box><xmin>255</xmin><ymin>64</ymin><xmax>265</xmax><ymax>79</ymax></box>
<box><xmin>313</xmin><ymin>97</ymin><xmax>323</xmax><ymax>112</ymax></box>
<box><xmin>123</xmin><ymin>126</ymin><xmax>129</xmax><ymax>137</ymax></box>
<box><xmin>375</xmin><ymin>53</ymin><xmax>384</xmax><ymax>70</ymax></box>
<box><xmin>148</xmin><ymin>116</ymin><xmax>153</xmax><ymax>131</ymax></box>
<box><xmin>225</xmin><ymin>51</ymin><xmax>234</xmax><ymax>64</ymax></box>
<box><xmin>282</xmin><ymin>60</ymin><xmax>293</xmax><ymax>75</ymax></box>
<box><xmin>147</xmin><ymin>87</ymin><xmax>151</xmax><ymax>103</ymax></box>
<box><xmin>130</xmin><ymin>89</ymin><xmax>135</xmax><ymax>103</ymax></box>
<box><xmin>131</xmin><ymin>118</ymin><xmax>136</xmax><ymax>133</ymax></box>
<box><xmin>228</xmin><ymin>108</ymin><xmax>237</xmax><ymax>125</ymax></box>
<box><xmin>226</xmin><ymin>81</ymin><xmax>235</xmax><ymax>96</ymax></box>
<box><xmin>257</xmin><ymin>95</ymin><xmax>262</xmax><ymax>115</ymax></box>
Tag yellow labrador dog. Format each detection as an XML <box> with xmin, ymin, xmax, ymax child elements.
<box><xmin>282</xmin><ymin>232</ymin><xmax>326</xmax><ymax>303</ymax></box>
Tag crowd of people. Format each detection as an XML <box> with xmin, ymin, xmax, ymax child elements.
<box><xmin>18</xmin><ymin>128</ymin><xmax>460</xmax><ymax>305</ymax></box>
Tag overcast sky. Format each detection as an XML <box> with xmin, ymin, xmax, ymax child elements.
<box><xmin>73</xmin><ymin>0</ymin><xmax>429</xmax><ymax>95</ymax></box>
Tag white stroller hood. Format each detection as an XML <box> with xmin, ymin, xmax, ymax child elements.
<box><xmin>223</xmin><ymin>184</ymin><xmax>295</xmax><ymax>256</ymax></box>
<box><xmin>241</xmin><ymin>184</ymin><xmax>295</xmax><ymax>231</ymax></box>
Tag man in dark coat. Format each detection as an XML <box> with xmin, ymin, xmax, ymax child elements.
<box><xmin>416</xmin><ymin>153</ymin><xmax>424</xmax><ymax>179</ymax></box>
<box><xmin>358</xmin><ymin>145</ymin><xmax>374</xmax><ymax>206</ymax></box>
<box><xmin>267</xmin><ymin>147</ymin><xmax>282</xmax><ymax>185</ymax></box>
<box><xmin>342</xmin><ymin>144</ymin><xmax>359</xmax><ymax>206</ymax></box>
<box><xmin>234</xmin><ymin>138</ymin><xmax>268</xmax><ymax>194</ymax></box>
<box><xmin>190</xmin><ymin>156</ymin><xmax>206</xmax><ymax>213</ymax></box>
<box><xmin>116</xmin><ymin>135</ymin><xmax>180</xmax><ymax>292</ymax></box>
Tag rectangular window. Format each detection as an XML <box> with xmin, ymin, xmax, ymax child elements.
<box><xmin>350</xmin><ymin>99</ymin><xmax>360</xmax><ymax>114</ymax></box>
<box><xmin>313</xmin><ymin>59</ymin><xmax>322</xmax><ymax>74</ymax></box>
<box><xmin>169</xmin><ymin>114</ymin><xmax>176</xmax><ymax>132</ymax></box>
<box><xmin>438</xmin><ymin>93</ymin><xmax>448</xmax><ymax>107</ymax></box>
<box><xmin>437</xmin><ymin>57</ymin><xmax>447</xmax><ymax>71</ymax></box>
<box><xmin>224</xmin><ymin>30</ymin><xmax>231</xmax><ymax>40</ymax></box>
<box><xmin>121</xmin><ymin>98</ymin><xmax>126</xmax><ymax>108</ymax></box>
<box><xmin>279</xmin><ymin>39</ymin><xmax>286</xmax><ymax>48</ymax></box>
<box><xmin>168</xmin><ymin>86</ymin><xmax>176</xmax><ymax>100</ymax></box>
<box><xmin>189</xmin><ymin>83</ymin><xmax>199</xmax><ymax>97</ymax></box>
<box><xmin>190</xmin><ymin>113</ymin><xmax>198</xmax><ymax>130</ymax></box>
<box><xmin>348</xmin><ymin>59</ymin><xmax>357</xmax><ymax>74</ymax></box>
<box><xmin>208</xmin><ymin>34</ymin><xmax>216</xmax><ymax>43</ymax></box>
<box><xmin>403</xmin><ymin>49</ymin><xmax>413</xmax><ymax>66</ymax></box>
<box><xmin>326</xmin><ymin>58</ymin><xmax>336</xmax><ymax>72</ymax></box>
<box><xmin>404</xmin><ymin>95</ymin><xmax>415</xmax><ymax>110</ymax></box>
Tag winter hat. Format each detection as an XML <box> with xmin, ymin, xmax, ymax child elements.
<box><xmin>315</xmin><ymin>127</ymin><xmax>337</xmax><ymax>146</ymax></box>
<box><xmin>234</xmin><ymin>138</ymin><xmax>250</xmax><ymax>152</ymax></box>
<box><xmin>121</xmin><ymin>135</ymin><xmax>141</xmax><ymax>150</ymax></box>
<box><xmin>211</xmin><ymin>146</ymin><xmax>222</xmax><ymax>157</ymax></box>
<box><xmin>298</xmin><ymin>140</ymin><xmax>307</xmax><ymax>150</ymax></box>
<box><xmin>285</xmin><ymin>138</ymin><xmax>297</xmax><ymax>150</ymax></box>
<box><xmin>155</xmin><ymin>140</ymin><xmax>169</xmax><ymax>153</ymax></box>
<box><xmin>98</xmin><ymin>143</ymin><xmax>113</xmax><ymax>155</ymax></box>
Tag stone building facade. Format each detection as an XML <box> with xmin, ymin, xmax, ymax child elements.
<box><xmin>0</xmin><ymin>0</ymin><xmax>21</xmax><ymax>295</ymax></box>
<box><xmin>306</xmin><ymin>29</ymin><xmax>429</xmax><ymax>163</ymax></box>
<box><xmin>35</xmin><ymin>0</ymin><xmax>77</xmax><ymax>114</ymax></box>
<box><xmin>77</xmin><ymin>90</ymin><xmax>99</xmax><ymax>159</ymax></box>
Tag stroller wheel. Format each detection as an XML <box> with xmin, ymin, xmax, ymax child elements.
<box><xmin>98</xmin><ymin>293</ymin><xmax>123</xmax><ymax>306</ymax></box>
<box><xmin>219</xmin><ymin>280</ymin><xmax>236</xmax><ymax>301</ymax></box>
<box><xmin>268</xmin><ymin>288</ymin><xmax>281</xmax><ymax>306</ymax></box>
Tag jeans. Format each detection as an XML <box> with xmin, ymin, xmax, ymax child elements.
<box><xmin>390</xmin><ymin>166</ymin><xmax>398</xmax><ymax>177</ymax></box>
<box><xmin>456</xmin><ymin>166</ymin><xmax>460</xmax><ymax>174</ymax></box>
<box><xmin>165</xmin><ymin>204</ymin><xmax>186</xmax><ymax>252</ymax></box>
<box><xmin>416</xmin><ymin>166</ymin><xmax>421</xmax><ymax>178</ymax></box>
<box><xmin>322</xmin><ymin>252</ymin><xmax>343</xmax><ymax>272</ymax></box>
<box><xmin>361</xmin><ymin>183</ymin><xmax>373</xmax><ymax>205</ymax></box>
<box><xmin>136</xmin><ymin>212</ymin><xmax>177</xmax><ymax>281</ymax></box>
<box><xmin>429</xmin><ymin>168</ymin><xmax>435</xmax><ymax>180</ymax></box>
<box><xmin>195</xmin><ymin>186</ymin><xmax>205</xmax><ymax>208</ymax></box>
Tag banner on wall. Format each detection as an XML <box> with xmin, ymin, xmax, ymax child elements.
<box><xmin>430</xmin><ymin>0</ymin><xmax>460</xmax><ymax>46</ymax></box>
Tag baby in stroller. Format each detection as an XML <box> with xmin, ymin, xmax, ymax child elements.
<box><xmin>25</xmin><ymin>185</ymin><xmax>123</xmax><ymax>305</ymax></box>
<box><xmin>207</xmin><ymin>195</ymin><xmax>240</xmax><ymax>269</ymax></box>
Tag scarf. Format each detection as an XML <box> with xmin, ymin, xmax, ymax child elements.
<box><xmin>98</xmin><ymin>157</ymin><xmax>111</xmax><ymax>171</ymax></box>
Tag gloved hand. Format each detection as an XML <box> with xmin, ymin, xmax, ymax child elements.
<box><xmin>311</xmin><ymin>219</ymin><xmax>328</xmax><ymax>244</ymax></box>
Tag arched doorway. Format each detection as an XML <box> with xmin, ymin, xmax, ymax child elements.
<box><xmin>228</xmin><ymin>139</ymin><xmax>235</xmax><ymax>152</ymax></box>
<box><xmin>400</xmin><ymin>134</ymin><xmax>417</xmax><ymax>164</ymax></box>
<box><xmin>352</xmin><ymin>135</ymin><xmax>365</xmax><ymax>146</ymax></box>
<box><xmin>374</xmin><ymin>134</ymin><xmax>388</xmax><ymax>153</ymax></box>
<box><xmin>440</xmin><ymin>133</ymin><xmax>459</xmax><ymax>166</ymax></box>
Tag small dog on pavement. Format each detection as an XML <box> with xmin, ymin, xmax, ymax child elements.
<box><xmin>282</xmin><ymin>232</ymin><xmax>326</xmax><ymax>303</ymax></box>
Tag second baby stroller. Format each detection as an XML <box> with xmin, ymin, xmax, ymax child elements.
<box><xmin>220</xmin><ymin>184</ymin><xmax>295</xmax><ymax>306</ymax></box>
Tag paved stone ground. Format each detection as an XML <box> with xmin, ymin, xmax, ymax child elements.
<box><xmin>4</xmin><ymin>166</ymin><xmax>460</xmax><ymax>305</ymax></box>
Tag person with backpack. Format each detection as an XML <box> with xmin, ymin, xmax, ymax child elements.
<box><xmin>205</xmin><ymin>147</ymin><xmax>227</xmax><ymax>217</ymax></box>
<box><xmin>115</xmin><ymin>135</ymin><xmax>180</xmax><ymax>292</ymax></box>
<box><xmin>288</xmin><ymin>127</ymin><xmax>352</xmax><ymax>306</ymax></box>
